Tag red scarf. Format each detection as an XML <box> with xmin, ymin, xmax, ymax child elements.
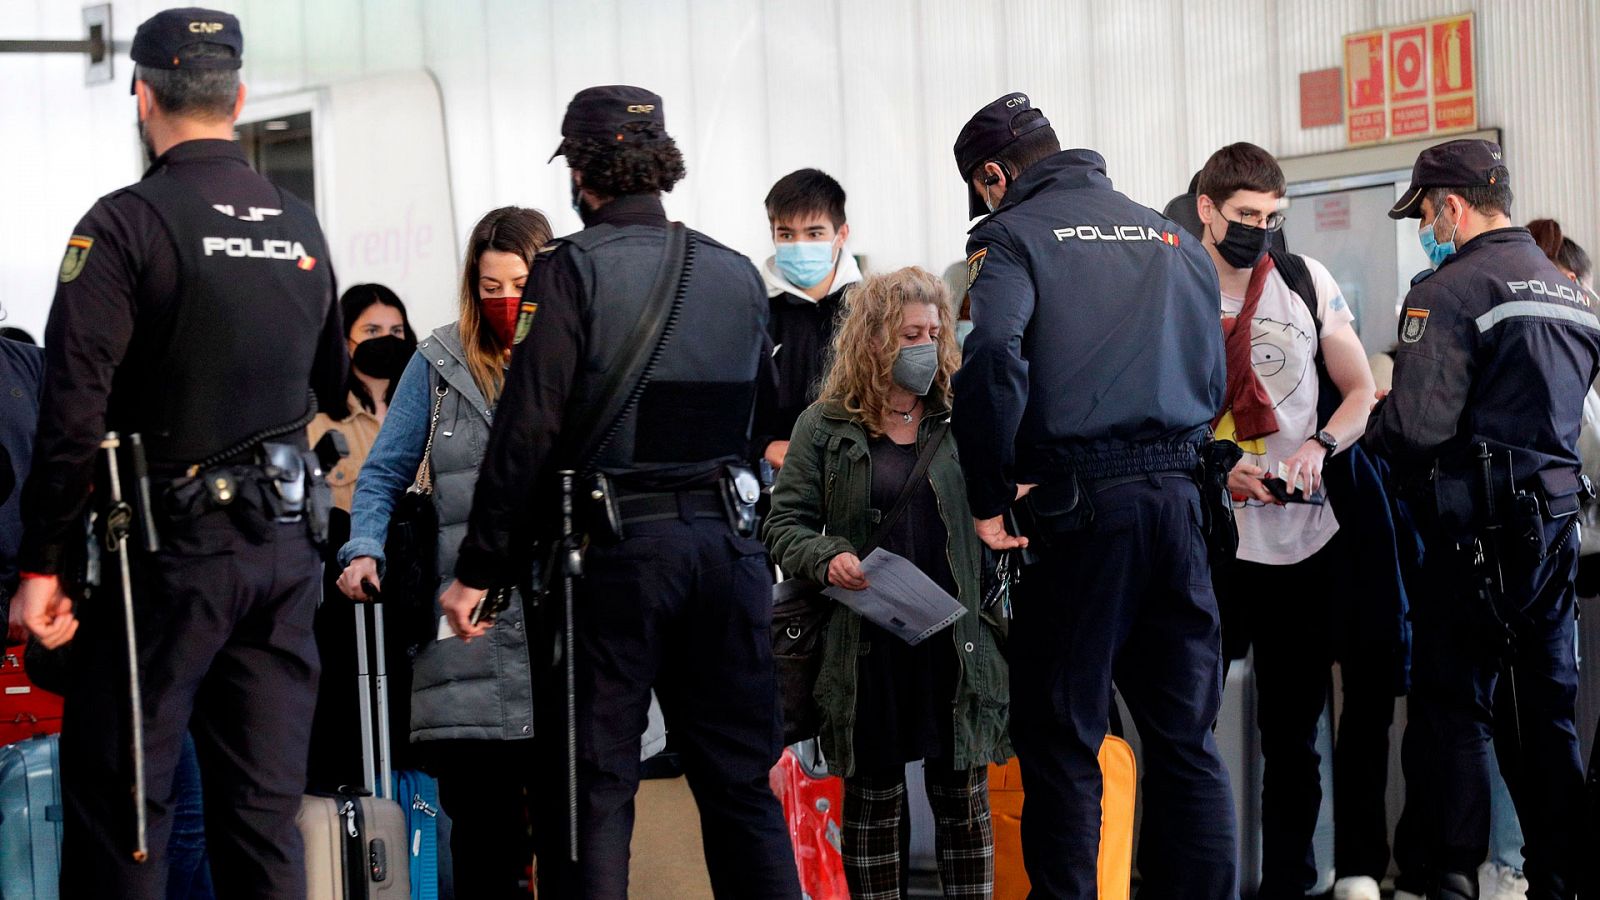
<box><xmin>1213</xmin><ymin>255</ymin><xmax>1280</xmax><ymax>441</ymax></box>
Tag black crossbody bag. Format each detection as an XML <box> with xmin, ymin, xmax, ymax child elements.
<box><xmin>772</xmin><ymin>422</ymin><xmax>948</xmax><ymax>745</ymax></box>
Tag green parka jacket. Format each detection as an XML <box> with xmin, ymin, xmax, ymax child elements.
<box><xmin>763</xmin><ymin>397</ymin><xmax>1011</xmax><ymax>777</ymax></box>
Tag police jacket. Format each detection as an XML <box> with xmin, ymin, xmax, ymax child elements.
<box><xmin>454</xmin><ymin>194</ymin><xmax>775</xmax><ymax>589</ymax></box>
<box><xmin>19</xmin><ymin>139</ymin><xmax>345</xmax><ymax>575</ymax></box>
<box><xmin>1366</xmin><ymin>228</ymin><xmax>1600</xmax><ymax>496</ymax></box>
<box><xmin>952</xmin><ymin>149</ymin><xmax>1227</xmax><ymax>518</ymax></box>
<box><xmin>0</xmin><ymin>338</ymin><xmax>43</xmax><ymax>593</ymax></box>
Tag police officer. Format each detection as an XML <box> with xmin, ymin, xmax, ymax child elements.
<box><xmin>950</xmin><ymin>93</ymin><xmax>1237</xmax><ymax>900</ymax></box>
<box><xmin>437</xmin><ymin>85</ymin><xmax>799</xmax><ymax>900</ymax></box>
<box><xmin>1367</xmin><ymin>139</ymin><xmax>1597</xmax><ymax>900</ymax></box>
<box><xmin>7</xmin><ymin>9</ymin><xmax>345</xmax><ymax>898</ymax></box>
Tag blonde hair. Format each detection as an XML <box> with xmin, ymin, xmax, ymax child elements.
<box><xmin>818</xmin><ymin>267</ymin><xmax>961</xmax><ymax>437</ymax></box>
<box><xmin>457</xmin><ymin>207</ymin><xmax>553</xmax><ymax>405</ymax></box>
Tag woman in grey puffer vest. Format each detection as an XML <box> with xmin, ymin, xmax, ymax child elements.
<box><xmin>337</xmin><ymin>207</ymin><xmax>551</xmax><ymax>897</ymax></box>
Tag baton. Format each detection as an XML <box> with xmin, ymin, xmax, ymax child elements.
<box><xmin>102</xmin><ymin>432</ymin><xmax>150</xmax><ymax>864</ymax></box>
<box><xmin>559</xmin><ymin>469</ymin><xmax>580</xmax><ymax>863</ymax></box>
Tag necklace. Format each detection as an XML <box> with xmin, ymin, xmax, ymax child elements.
<box><xmin>890</xmin><ymin>400</ymin><xmax>919</xmax><ymax>424</ymax></box>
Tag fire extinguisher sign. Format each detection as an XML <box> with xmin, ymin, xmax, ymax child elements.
<box><xmin>1341</xmin><ymin>12</ymin><xmax>1476</xmax><ymax>147</ymax></box>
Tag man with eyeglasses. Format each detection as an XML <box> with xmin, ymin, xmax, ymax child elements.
<box><xmin>1195</xmin><ymin>142</ymin><xmax>1383</xmax><ymax>900</ymax></box>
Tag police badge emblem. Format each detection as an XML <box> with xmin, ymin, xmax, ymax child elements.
<box><xmin>59</xmin><ymin>235</ymin><xmax>93</xmax><ymax>283</ymax></box>
<box><xmin>1401</xmin><ymin>308</ymin><xmax>1430</xmax><ymax>343</ymax></box>
<box><xmin>512</xmin><ymin>299</ymin><xmax>539</xmax><ymax>345</ymax></box>
<box><xmin>965</xmin><ymin>247</ymin><xmax>987</xmax><ymax>290</ymax></box>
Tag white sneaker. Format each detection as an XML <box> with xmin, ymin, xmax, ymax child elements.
<box><xmin>1479</xmin><ymin>861</ymin><xmax>1529</xmax><ymax>900</ymax></box>
<box><xmin>1334</xmin><ymin>876</ymin><xmax>1382</xmax><ymax>900</ymax></box>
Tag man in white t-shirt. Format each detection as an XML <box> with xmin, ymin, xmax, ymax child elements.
<box><xmin>1195</xmin><ymin>143</ymin><xmax>1381</xmax><ymax>900</ymax></box>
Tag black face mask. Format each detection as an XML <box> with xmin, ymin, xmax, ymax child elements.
<box><xmin>1213</xmin><ymin>217</ymin><xmax>1271</xmax><ymax>269</ymax></box>
<box><xmin>351</xmin><ymin>334</ymin><xmax>412</xmax><ymax>380</ymax></box>
<box><xmin>571</xmin><ymin>177</ymin><xmax>598</xmax><ymax>227</ymax></box>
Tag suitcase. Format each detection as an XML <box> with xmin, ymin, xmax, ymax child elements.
<box><xmin>769</xmin><ymin>741</ymin><xmax>848</xmax><ymax>900</ymax></box>
<box><xmin>391</xmin><ymin>769</ymin><xmax>440</xmax><ymax>900</ymax></box>
<box><xmin>299</xmin><ymin>601</ymin><xmax>411</xmax><ymax>899</ymax></box>
<box><xmin>0</xmin><ymin>643</ymin><xmax>64</xmax><ymax>747</ymax></box>
<box><xmin>0</xmin><ymin>733</ymin><xmax>64</xmax><ymax>900</ymax></box>
<box><xmin>990</xmin><ymin>735</ymin><xmax>1137</xmax><ymax>900</ymax></box>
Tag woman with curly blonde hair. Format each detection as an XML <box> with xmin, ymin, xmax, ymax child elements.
<box><xmin>765</xmin><ymin>266</ymin><xmax>1009</xmax><ymax>898</ymax></box>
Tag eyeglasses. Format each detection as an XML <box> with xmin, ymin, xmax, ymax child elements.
<box><xmin>1222</xmin><ymin>204</ymin><xmax>1285</xmax><ymax>232</ymax></box>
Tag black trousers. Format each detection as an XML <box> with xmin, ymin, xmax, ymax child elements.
<box><xmin>529</xmin><ymin>516</ymin><xmax>800</xmax><ymax>899</ymax></box>
<box><xmin>1406</xmin><ymin>521</ymin><xmax>1584</xmax><ymax>900</ymax></box>
<box><xmin>1214</xmin><ymin>535</ymin><xmax>1398</xmax><ymax>898</ymax></box>
<box><xmin>428</xmin><ymin>740</ymin><xmax>537</xmax><ymax>900</ymax></box>
<box><xmin>60</xmin><ymin>515</ymin><xmax>320</xmax><ymax>900</ymax></box>
<box><xmin>1008</xmin><ymin>476</ymin><xmax>1237</xmax><ymax>900</ymax></box>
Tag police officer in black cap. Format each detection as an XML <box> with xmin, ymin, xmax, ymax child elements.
<box><xmin>7</xmin><ymin>8</ymin><xmax>345</xmax><ymax>898</ymax></box>
<box><xmin>950</xmin><ymin>92</ymin><xmax>1237</xmax><ymax>899</ymax></box>
<box><xmin>1367</xmin><ymin>139</ymin><xmax>1598</xmax><ymax>900</ymax></box>
<box><xmin>438</xmin><ymin>85</ymin><xmax>799</xmax><ymax>899</ymax></box>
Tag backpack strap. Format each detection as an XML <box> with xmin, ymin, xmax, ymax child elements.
<box><xmin>1269</xmin><ymin>249</ymin><xmax>1321</xmax><ymax>346</ymax></box>
<box><xmin>1268</xmin><ymin>249</ymin><xmax>1341</xmax><ymax>427</ymax></box>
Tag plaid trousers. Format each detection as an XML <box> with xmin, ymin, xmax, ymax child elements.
<box><xmin>842</xmin><ymin>762</ymin><xmax>994</xmax><ymax>899</ymax></box>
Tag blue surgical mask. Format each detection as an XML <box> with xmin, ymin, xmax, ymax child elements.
<box><xmin>1419</xmin><ymin>210</ymin><xmax>1460</xmax><ymax>268</ymax></box>
<box><xmin>955</xmin><ymin>320</ymin><xmax>975</xmax><ymax>348</ymax></box>
<box><xmin>774</xmin><ymin>240</ymin><xmax>838</xmax><ymax>289</ymax></box>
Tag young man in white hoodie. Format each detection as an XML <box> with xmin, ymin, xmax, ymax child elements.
<box><xmin>756</xmin><ymin>168</ymin><xmax>863</xmax><ymax>472</ymax></box>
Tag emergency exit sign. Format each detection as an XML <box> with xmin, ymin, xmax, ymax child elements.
<box><xmin>1343</xmin><ymin>12</ymin><xmax>1476</xmax><ymax>147</ymax></box>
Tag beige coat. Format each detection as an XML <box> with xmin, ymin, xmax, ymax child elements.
<box><xmin>306</xmin><ymin>392</ymin><xmax>384</xmax><ymax>511</ymax></box>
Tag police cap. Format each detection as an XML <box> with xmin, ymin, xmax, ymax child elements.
<box><xmin>954</xmin><ymin>92</ymin><xmax>1051</xmax><ymax>219</ymax></box>
<box><xmin>129</xmin><ymin>8</ymin><xmax>242</xmax><ymax>94</ymax></box>
<box><xmin>550</xmin><ymin>85</ymin><xmax>670</xmax><ymax>162</ymax></box>
<box><xmin>1389</xmin><ymin>138</ymin><xmax>1507</xmax><ymax>219</ymax></box>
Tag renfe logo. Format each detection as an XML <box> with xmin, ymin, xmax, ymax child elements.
<box><xmin>202</xmin><ymin>237</ymin><xmax>310</xmax><ymax>260</ymax></box>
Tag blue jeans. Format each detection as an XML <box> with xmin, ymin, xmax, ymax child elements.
<box><xmin>167</xmin><ymin>732</ymin><xmax>215</xmax><ymax>900</ymax></box>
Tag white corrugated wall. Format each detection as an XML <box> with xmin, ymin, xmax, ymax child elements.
<box><xmin>1</xmin><ymin>0</ymin><xmax>1597</xmax><ymax>337</ymax></box>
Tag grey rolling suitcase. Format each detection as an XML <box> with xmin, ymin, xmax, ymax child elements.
<box><xmin>298</xmin><ymin>600</ymin><xmax>411</xmax><ymax>899</ymax></box>
<box><xmin>0</xmin><ymin>734</ymin><xmax>63</xmax><ymax>900</ymax></box>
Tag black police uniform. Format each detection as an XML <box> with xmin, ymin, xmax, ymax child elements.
<box><xmin>453</xmin><ymin>89</ymin><xmax>797</xmax><ymax>900</ymax></box>
<box><xmin>16</xmin><ymin>12</ymin><xmax>346</xmax><ymax>898</ymax></box>
<box><xmin>951</xmin><ymin>94</ymin><xmax>1236</xmax><ymax>900</ymax></box>
<box><xmin>1367</xmin><ymin>147</ymin><xmax>1598</xmax><ymax>898</ymax></box>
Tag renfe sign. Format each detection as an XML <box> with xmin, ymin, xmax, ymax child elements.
<box><xmin>1344</xmin><ymin>13</ymin><xmax>1476</xmax><ymax>147</ymax></box>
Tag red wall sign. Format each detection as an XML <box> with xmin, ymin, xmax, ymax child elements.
<box><xmin>1344</xmin><ymin>31</ymin><xmax>1386</xmax><ymax>144</ymax></box>
<box><xmin>1343</xmin><ymin>13</ymin><xmax>1476</xmax><ymax>146</ymax></box>
<box><xmin>1299</xmin><ymin>68</ymin><xmax>1343</xmax><ymax>129</ymax></box>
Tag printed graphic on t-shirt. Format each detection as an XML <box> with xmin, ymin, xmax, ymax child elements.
<box><xmin>1219</xmin><ymin>256</ymin><xmax>1354</xmax><ymax>566</ymax></box>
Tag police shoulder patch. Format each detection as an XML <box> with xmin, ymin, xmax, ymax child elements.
<box><xmin>966</xmin><ymin>247</ymin><xmax>988</xmax><ymax>290</ymax></box>
<box><xmin>59</xmin><ymin>235</ymin><xmax>94</xmax><ymax>283</ymax></box>
<box><xmin>1401</xmin><ymin>307</ymin><xmax>1430</xmax><ymax>343</ymax></box>
<box><xmin>512</xmin><ymin>299</ymin><xmax>539</xmax><ymax>345</ymax></box>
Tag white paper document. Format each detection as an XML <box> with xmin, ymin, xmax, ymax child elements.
<box><xmin>822</xmin><ymin>548</ymin><xmax>966</xmax><ymax>646</ymax></box>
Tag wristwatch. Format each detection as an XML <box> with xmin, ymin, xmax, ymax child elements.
<box><xmin>1310</xmin><ymin>430</ymin><xmax>1338</xmax><ymax>454</ymax></box>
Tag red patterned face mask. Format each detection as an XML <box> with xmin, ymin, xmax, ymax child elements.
<box><xmin>481</xmin><ymin>295</ymin><xmax>521</xmax><ymax>348</ymax></box>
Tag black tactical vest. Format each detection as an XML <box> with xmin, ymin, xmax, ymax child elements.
<box><xmin>117</xmin><ymin>172</ymin><xmax>333</xmax><ymax>465</ymax></box>
<box><xmin>562</xmin><ymin>224</ymin><xmax>767</xmax><ymax>488</ymax></box>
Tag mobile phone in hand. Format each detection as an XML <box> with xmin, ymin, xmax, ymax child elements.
<box><xmin>1262</xmin><ymin>476</ymin><xmax>1324</xmax><ymax>506</ymax></box>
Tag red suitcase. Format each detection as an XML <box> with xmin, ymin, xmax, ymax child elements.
<box><xmin>769</xmin><ymin>742</ymin><xmax>848</xmax><ymax>900</ymax></box>
<box><xmin>0</xmin><ymin>643</ymin><xmax>63</xmax><ymax>747</ymax></box>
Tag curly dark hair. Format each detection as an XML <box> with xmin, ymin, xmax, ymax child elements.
<box><xmin>563</xmin><ymin>123</ymin><xmax>687</xmax><ymax>197</ymax></box>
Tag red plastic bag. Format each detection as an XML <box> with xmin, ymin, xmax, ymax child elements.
<box><xmin>769</xmin><ymin>743</ymin><xmax>848</xmax><ymax>900</ymax></box>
